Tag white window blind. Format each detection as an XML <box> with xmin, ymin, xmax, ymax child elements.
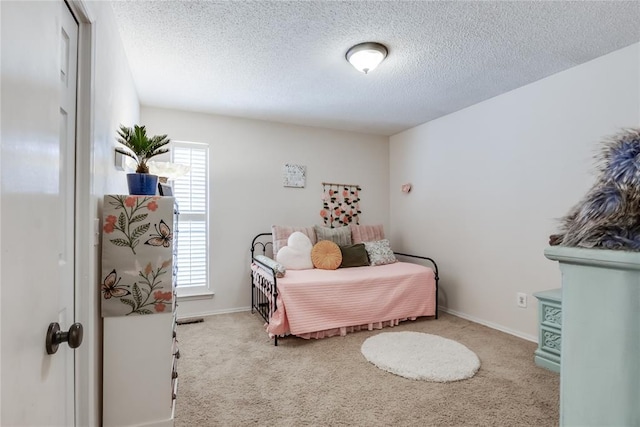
<box><xmin>172</xmin><ymin>142</ymin><xmax>209</xmax><ymax>294</ymax></box>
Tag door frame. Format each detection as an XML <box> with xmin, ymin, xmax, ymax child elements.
<box><xmin>64</xmin><ymin>1</ymin><xmax>95</xmax><ymax>425</ymax></box>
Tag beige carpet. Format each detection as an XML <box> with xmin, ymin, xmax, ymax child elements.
<box><xmin>175</xmin><ymin>311</ymin><xmax>559</xmax><ymax>426</ymax></box>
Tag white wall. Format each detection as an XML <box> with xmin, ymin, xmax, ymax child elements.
<box><xmin>84</xmin><ymin>2</ymin><xmax>141</xmax><ymax>425</ymax></box>
<box><xmin>90</xmin><ymin>3</ymin><xmax>140</xmax><ymax>197</ymax></box>
<box><xmin>390</xmin><ymin>43</ymin><xmax>640</xmax><ymax>340</ymax></box>
<box><xmin>141</xmin><ymin>107</ymin><xmax>389</xmax><ymax>318</ymax></box>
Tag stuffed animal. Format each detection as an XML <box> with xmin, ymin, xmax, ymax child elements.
<box><xmin>551</xmin><ymin>128</ymin><xmax>640</xmax><ymax>250</ymax></box>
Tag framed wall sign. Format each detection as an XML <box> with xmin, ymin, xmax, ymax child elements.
<box><xmin>283</xmin><ymin>163</ymin><xmax>306</xmax><ymax>188</ymax></box>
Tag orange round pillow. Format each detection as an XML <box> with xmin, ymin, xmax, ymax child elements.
<box><xmin>311</xmin><ymin>240</ymin><xmax>342</xmax><ymax>270</ymax></box>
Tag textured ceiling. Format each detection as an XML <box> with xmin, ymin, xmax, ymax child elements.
<box><xmin>110</xmin><ymin>1</ymin><xmax>640</xmax><ymax>136</ymax></box>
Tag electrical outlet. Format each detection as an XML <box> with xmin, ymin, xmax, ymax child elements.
<box><xmin>517</xmin><ymin>292</ymin><xmax>527</xmax><ymax>308</ymax></box>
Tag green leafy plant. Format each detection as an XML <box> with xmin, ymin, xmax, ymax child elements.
<box><xmin>115</xmin><ymin>124</ymin><xmax>170</xmax><ymax>173</ymax></box>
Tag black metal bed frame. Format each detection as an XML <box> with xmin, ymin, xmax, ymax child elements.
<box><xmin>250</xmin><ymin>232</ymin><xmax>439</xmax><ymax>346</ymax></box>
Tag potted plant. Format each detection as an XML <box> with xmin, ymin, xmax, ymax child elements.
<box><xmin>115</xmin><ymin>124</ymin><xmax>170</xmax><ymax>195</ymax></box>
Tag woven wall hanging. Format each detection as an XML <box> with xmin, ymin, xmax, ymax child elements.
<box><xmin>320</xmin><ymin>182</ymin><xmax>362</xmax><ymax>228</ymax></box>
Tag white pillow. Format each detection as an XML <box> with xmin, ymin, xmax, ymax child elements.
<box><xmin>276</xmin><ymin>231</ymin><xmax>314</xmax><ymax>270</ymax></box>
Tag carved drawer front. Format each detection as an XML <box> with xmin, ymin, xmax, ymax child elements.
<box><xmin>533</xmin><ymin>288</ymin><xmax>561</xmax><ymax>373</ymax></box>
<box><xmin>540</xmin><ymin>325</ymin><xmax>561</xmax><ymax>356</ymax></box>
<box><xmin>540</xmin><ymin>300</ymin><xmax>562</xmax><ymax>329</ymax></box>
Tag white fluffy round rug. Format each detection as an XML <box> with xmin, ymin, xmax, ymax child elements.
<box><xmin>361</xmin><ymin>331</ymin><xmax>481</xmax><ymax>382</ymax></box>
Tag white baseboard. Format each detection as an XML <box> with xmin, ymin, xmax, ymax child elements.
<box><xmin>440</xmin><ymin>306</ymin><xmax>538</xmax><ymax>343</ymax></box>
<box><xmin>176</xmin><ymin>306</ymin><xmax>251</xmax><ymax>321</ymax></box>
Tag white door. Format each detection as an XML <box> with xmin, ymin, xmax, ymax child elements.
<box><xmin>0</xmin><ymin>1</ymin><xmax>79</xmax><ymax>425</ymax></box>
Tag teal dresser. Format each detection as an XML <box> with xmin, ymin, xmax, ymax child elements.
<box><xmin>533</xmin><ymin>288</ymin><xmax>561</xmax><ymax>373</ymax></box>
<box><xmin>545</xmin><ymin>246</ymin><xmax>640</xmax><ymax>427</ymax></box>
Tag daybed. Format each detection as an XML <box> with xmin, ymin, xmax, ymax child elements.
<box><xmin>250</xmin><ymin>226</ymin><xmax>439</xmax><ymax>346</ymax></box>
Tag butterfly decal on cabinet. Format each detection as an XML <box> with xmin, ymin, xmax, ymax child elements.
<box><xmin>145</xmin><ymin>219</ymin><xmax>173</xmax><ymax>248</ymax></box>
<box><xmin>101</xmin><ymin>269</ymin><xmax>130</xmax><ymax>299</ymax></box>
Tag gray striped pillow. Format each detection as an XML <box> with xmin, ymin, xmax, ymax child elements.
<box><xmin>314</xmin><ymin>225</ymin><xmax>352</xmax><ymax>247</ymax></box>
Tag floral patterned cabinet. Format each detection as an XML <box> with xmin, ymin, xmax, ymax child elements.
<box><xmin>101</xmin><ymin>195</ymin><xmax>178</xmax><ymax>427</ymax></box>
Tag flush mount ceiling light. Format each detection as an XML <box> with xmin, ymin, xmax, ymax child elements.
<box><xmin>345</xmin><ymin>42</ymin><xmax>388</xmax><ymax>74</ymax></box>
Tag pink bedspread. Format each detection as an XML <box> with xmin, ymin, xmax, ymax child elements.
<box><xmin>266</xmin><ymin>262</ymin><xmax>436</xmax><ymax>338</ymax></box>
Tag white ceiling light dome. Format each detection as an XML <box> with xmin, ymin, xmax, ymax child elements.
<box><xmin>345</xmin><ymin>42</ymin><xmax>388</xmax><ymax>74</ymax></box>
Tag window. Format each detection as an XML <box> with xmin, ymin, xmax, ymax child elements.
<box><xmin>171</xmin><ymin>141</ymin><xmax>210</xmax><ymax>297</ymax></box>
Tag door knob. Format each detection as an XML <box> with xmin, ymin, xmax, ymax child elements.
<box><xmin>46</xmin><ymin>322</ymin><xmax>83</xmax><ymax>355</ymax></box>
